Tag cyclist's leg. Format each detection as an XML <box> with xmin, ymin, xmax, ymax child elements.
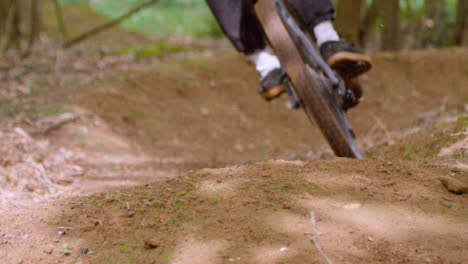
<box><xmin>206</xmin><ymin>0</ymin><xmax>286</xmax><ymax>100</ymax></box>
<box><xmin>206</xmin><ymin>0</ymin><xmax>266</xmax><ymax>55</ymax></box>
<box><xmin>285</xmin><ymin>0</ymin><xmax>335</xmax><ymax>33</ymax></box>
<box><xmin>285</xmin><ymin>0</ymin><xmax>371</xmax><ymax>79</ymax></box>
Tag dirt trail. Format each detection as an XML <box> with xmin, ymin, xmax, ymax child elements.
<box><xmin>0</xmin><ymin>44</ymin><xmax>467</xmax><ymax>263</ymax></box>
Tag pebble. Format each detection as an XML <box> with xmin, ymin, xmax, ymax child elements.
<box><xmin>344</xmin><ymin>203</ymin><xmax>362</xmax><ymax>210</ymax></box>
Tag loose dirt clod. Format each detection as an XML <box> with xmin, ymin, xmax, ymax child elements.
<box><xmin>439</xmin><ymin>176</ymin><xmax>468</xmax><ymax>194</ymax></box>
<box><xmin>43</xmin><ymin>246</ymin><xmax>54</xmax><ymax>254</ymax></box>
<box><xmin>143</xmin><ymin>238</ymin><xmax>159</xmax><ymax>249</ymax></box>
<box><xmin>80</xmin><ymin>247</ymin><xmax>89</xmax><ymax>254</ymax></box>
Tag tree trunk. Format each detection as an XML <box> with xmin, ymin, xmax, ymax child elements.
<box><xmin>334</xmin><ymin>0</ymin><xmax>366</xmax><ymax>45</ymax></box>
<box><xmin>52</xmin><ymin>0</ymin><xmax>68</xmax><ymax>42</ymax></box>
<box><xmin>358</xmin><ymin>0</ymin><xmax>380</xmax><ymax>48</ymax></box>
<box><xmin>419</xmin><ymin>0</ymin><xmax>448</xmax><ymax>48</ymax></box>
<box><xmin>23</xmin><ymin>0</ymin><xmax>40</xmax><ymax>57</ymax></box>
<box><xmin>454</xmin><ymin>0</ymin><xmax>468</xmax><ymax>45</ymax></box>
<box><xmin>380</xmin><ymin>0</ymin><xmax>400</xmax><ymax>51</ymax></box>
<box><xmin>0</xmin><ymin>0</ymin><xmax>41</xmax><ymax>56</ymax></box>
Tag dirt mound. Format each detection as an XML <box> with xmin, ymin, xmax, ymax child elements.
<box><xmin>73</xmin><ymin>48</ymin><xmax>468</xmax><ymax>165</ymax></box>
<box><xmin>1</xmin><ymin>158</ymin><xmax>466</xmax><ymax>263</ymax></box>
<box><xmin>372</xmin><ymin>114</ymin><xmax>467</xmax><ymax>162</ymax></box>
<box><xmin>0</xmin><ymin>47</ymin><xmax>467</xmax><ymax>263</ymax></box>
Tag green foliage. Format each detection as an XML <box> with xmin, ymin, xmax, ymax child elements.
<box><xmin>60</xmin><ymin>0</ymin><xmax>222</xmax><ymax>37</ymax></box>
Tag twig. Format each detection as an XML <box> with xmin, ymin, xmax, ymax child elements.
<box><xmin>57</xmin><ymin>226</ymin><xmax>74</xmax><ymax>230</ymax></box>
<box><xmin>309</xmin><ymin>211</ymin><xmax>334</xmax><ymax>264</ymax></box>
<box><xmin>371</xmin><ymin>113</ymin><xmax>392</xmax><ymax>144</ymax></box>
<box><xmin>63</xmin><ymin>0</ymin><xmax>160</xmax><ymax>48</ymax></box>
<box><xmin>40</xmin><ymin>113</ymin><xmax>79</xmax><ymax>135</ymax></box>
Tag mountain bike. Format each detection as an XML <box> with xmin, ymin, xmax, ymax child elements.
<box><xmin>254</xmin><ymin>0</ymin><xmax>364</xmax><ymax>159</ymax></box>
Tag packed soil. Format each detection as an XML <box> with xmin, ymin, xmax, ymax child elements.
<box><xmin>0</xmin><ymin>16</ymin><xmax>467</xmax><ymax>263</ymax></box>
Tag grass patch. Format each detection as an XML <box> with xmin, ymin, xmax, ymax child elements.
<box><xmin>378</xmin><ymin>53</ymin><xmax>396</xmax><ymax>60</ymax></box>
<box><xmin>117</xmin><ymin>243</ymin><xmax>129</xmax><ymax>253</ymax></box>
<box><xmin>204</xmin><ymin>194</ymin><xmax>221</xmax><ymax>204</ymax></box>
<box><xmin>47</xmin><ymin>219</ymin><xmax>59</xmax><ymax>225</ymax></box>
<box><xmin>117</xmin><ymin>40</ymin><xmax>188</xmax><ymax>58</ymax></box>
<box><xmin>149</xmin><ymin>199</ymin><xmax>165</xmax><ymax>208</ymax></box>
<box><xmin>162</xmin><ymin>252</ymin><xmax>175</xmax><ymax>262</ymax></box>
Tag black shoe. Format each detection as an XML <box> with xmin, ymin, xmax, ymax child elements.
<box><xmin>320</xmin><ymin>40</ymin><xmax>372</xmax><ymax>79</ymax></box>
<box><xmin>258</xmin><ymin>67</ymin><xmax>287</xmax><ymax>101</ymax></box>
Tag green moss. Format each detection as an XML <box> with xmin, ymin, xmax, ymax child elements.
<box><xmin>47</xmin><ymin>219</ymin><xmax>59</xmax><ymax>225</ymax></box>
<box><xmin>175</xmin><ymin>199</ymin><xmax>185</xmax><ymax>206</ymax></box>
<box><xmin>318</xmin><ymin>165</ymin><xmax>329</xmax><ymax>171</ymax></box>
<box><xmin>150</xmin><ymin>199</ymin><xmax>165</xmax><ymax>208</ymax></box>
<box><xmin>204</xmin><ymin>194</ymin><xmax>221</xmax><ymax>204</ymax></box>
<box><xmin>162</xmin><ymin>252</ymin><xmax>175</xmax><ymax>261</ymax></box>
<box><xmin>117</xmin><ymin>243</ymin><xmax>129</xmax><ymax>253</ymax></box>
<box><xmin>378</xmin><ymin>52</ymin><xmax>396</xmax><ymax>60</ymax></box>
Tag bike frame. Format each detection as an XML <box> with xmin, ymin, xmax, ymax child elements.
<box><xmin>272</xmin><ymin>0</ymin><xmax>358</xmax><ymax>110</ymax></box>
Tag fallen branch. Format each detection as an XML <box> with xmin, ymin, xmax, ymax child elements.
<box><xmin>32</xmin><ymin>113</ymin><xmax>80</xmax><ymax>135</ymax></box>
<box><xmin>63</xmin><ymin>0</ymin><xmax>160</xmax><ymax>48</ymax></box>
<box><xmin>309</xmin><ymin>211</ymin><xmax>334</xmax><ymax>264</ymax></box>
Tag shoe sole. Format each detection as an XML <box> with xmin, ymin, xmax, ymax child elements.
<box><xmin>327</xmin><ymin>52</ymin><xmax>372</xmax><ymax>79</ymax></box>
<box><xmin>259</xmin><ymin>85</ymin><xmax>286</xmax><ymax>101</ymax></box>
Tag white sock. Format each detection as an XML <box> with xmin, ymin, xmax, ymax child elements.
<box><xmin>249</xmin><ymin>49</ymin><xmax>281</xmax><ymax>78</ymax></box>
<box><xmin>313</xmin><ymin>21</ymin><xmax>340</xmax><ymax>47</ymax></box>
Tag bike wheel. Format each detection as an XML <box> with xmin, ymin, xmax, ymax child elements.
<box><xmin>255</xmin><ymin>0</ymin><xmax>363</xmax><ymax>159</ymax></box>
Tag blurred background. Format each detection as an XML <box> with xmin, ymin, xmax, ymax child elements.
<box><xmin>0</xmin><ymin>0</ymin><xmax>467</xmax><ymax>57</ymax></box>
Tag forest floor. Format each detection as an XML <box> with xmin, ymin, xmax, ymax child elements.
<box><xmin>0</xmin><ymin>9</ymin><xmax>467</xmax><ymax>263</ymax></box>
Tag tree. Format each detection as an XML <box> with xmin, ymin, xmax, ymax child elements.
<box><xmin>454</xmin><ymin>0</ymin><xmax>468</xmax><ymax>45</ymax></box>
<box><xmin>358</xmin><ymin>0</ymin><xmax>380</xmax><ymax>48</ymax></box>
<box><xmin>0</xmin><ymin>0</ymin><xmax>41</xmax><ymax>57</ymax></box>
<box><xmin>334</xmin><ymin>0</ymin><xmax>366</xmax><ymax>46</ymax></box>
<box><xmin>418</xmin><ymin>0</ymin><xmax>448</xmax><ymax>48</ymax></box>
<box><xmin>380</xmin><ymin>0</ymin><xmax>400</xmax><ymax>51</ymax></box>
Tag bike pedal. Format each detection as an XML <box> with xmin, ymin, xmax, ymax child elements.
<box><xmin>258</xmin><ymin>84</ymin><xmax>286</xmax><ymax>102</ymax></box>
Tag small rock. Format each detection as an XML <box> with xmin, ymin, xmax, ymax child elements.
<box><xmin>280</xmin><ymin>247</ymin><xmax>288</xmax><ymax>252</ymax></box>
<box><xmin>144</xmin><ymin>238</ymin><xmax>159</xmax><ymax>249</ymax></box>
<box><xmin>440</xmin><ymin>176</ymin><xmax>468</xmax><ymax>194</ymax></box>
<box><xmin>3</xmin><ymin>233</ymin><xmax>14</xmax><ymax>240</ymax></box>
<box><xmin>80</xmin><ymin>247</ymin><xmax>89</xmax><ymax>254</ymax></box>
<box><xmin>200</xmin><ymin>107</ymin><xmax>210</xmax><ymax>115</ymax></box>
<box><xmin>43</xmin><ymin>246</ymin><xmax>53</xmax><ymax>254</ymax></box>
<box><xmin>14</xmin><ymin>127</ymin><xmax>31</xmax><ymax>140</ymax></box>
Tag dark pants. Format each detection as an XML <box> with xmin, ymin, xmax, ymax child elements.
<box><xmin>206</xmin><ymin>0</ymin><xmax>335</xmax><ymax>55</ymax></box>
